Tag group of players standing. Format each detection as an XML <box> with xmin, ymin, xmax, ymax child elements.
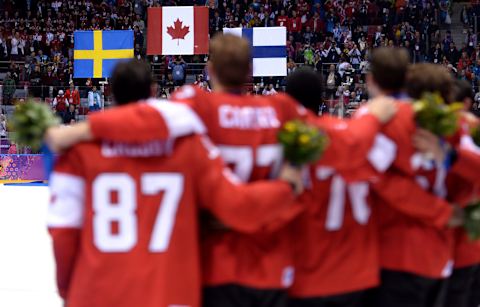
<box><xmin>43</xmin><ymin>34</ymin><xmax>480</xmax><ymax>307</ymax></box>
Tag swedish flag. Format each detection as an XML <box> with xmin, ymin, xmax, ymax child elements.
<box><xmin>74</xmin><ymin>30</ymin><xmax>134</xmax><ymax>78</ymax></box>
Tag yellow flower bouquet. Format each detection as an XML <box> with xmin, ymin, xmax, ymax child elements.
<box><xmin>278</xmin><ymin>120</ymin><xmax>329</xmax><ymax>166</ymax></box>
<box><xmin>412</xmin><ymin>92</ymin><xmax>462</xmax><ymax>137</ymax></box>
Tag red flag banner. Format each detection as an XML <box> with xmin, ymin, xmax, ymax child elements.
<box><xmin>147</xmin><ymin>6</ymin><xmax>209</xmax><ymax>55</ymax></box>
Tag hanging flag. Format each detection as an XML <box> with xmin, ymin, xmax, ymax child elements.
<box><xmin>223</xmin><ymin>27</ymin><xmax>287</xmax><ymax>77</ymax></box>
<box><xmin>147</xmin><ymin>6</ymin><xmax>209</xmax><ymax>55</ymax></box>
<box><xmin>74</xmin><ymin>30</ymin><xmax>134</xmax><ymax>79</ymax></box>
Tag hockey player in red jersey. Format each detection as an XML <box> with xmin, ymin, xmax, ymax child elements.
<box><xmin>423</xmin><ymin>80</ymin><xmax>480</xmax><ymax>307</ymax></box>
<box><xmin>47</xmin><ymin>60</ymin><xmax>305</xmax><ymax>307</ymax></box>
<box><xmin>367</xmin><ymin>57</ymin><xmax>469</xmax><ymax>307</ymax></box>
<box><xmin>283</xmin><ymin>67</ymin><xmax>395</xmax><ymax>307</ymax></box>
<box><xmin>408</xmin><ymin>112</ymin><xmax>480</xmax><ymax>307</ymax></box>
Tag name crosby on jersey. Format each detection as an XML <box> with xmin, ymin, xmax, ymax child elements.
<box><xmin>218</xmin><ymin>105</ymin><xmax>281</xmax><ymax>130</ymax></box>
<box><xmin>101</xmin><ymin>140</ymin><xmax>174</xmax><ymax>157</ymax></box>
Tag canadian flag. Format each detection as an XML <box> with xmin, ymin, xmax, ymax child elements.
<box><xmin>147</xmin><ymin>6</ymin><xmax>209</xmax><ymax>55</ymax></box>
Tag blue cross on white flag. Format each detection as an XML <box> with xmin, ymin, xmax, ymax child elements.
<box><xmin>223</xmin><ymin>27</ymin><xmax>287</xmax><ymax>77</ymax></box>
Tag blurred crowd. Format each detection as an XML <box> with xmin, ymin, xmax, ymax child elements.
<box><xmin>1</xmin><ymin>0</ymin><xmax>480</xmax><ymax>116</ymax></box>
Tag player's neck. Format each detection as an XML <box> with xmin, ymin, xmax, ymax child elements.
<box><xmin>213</xmin><ymin>84</ymin><xmax>243</xmax><ymax>95</ymax></box>
<box><xmin>382</xmin><ymin>89</ymin><xmax>408</xmax><ymax>100</ymax></box>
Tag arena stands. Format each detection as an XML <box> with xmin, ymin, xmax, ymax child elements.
<box><xmin>0</xmin><ymin>0</ymin><xmax>479</xmax><ymax>117</ymax></box>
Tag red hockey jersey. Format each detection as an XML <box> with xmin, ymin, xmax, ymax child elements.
<box><xmin>173</xmin><ymin>88</ymin><xmax>307</xmax><ymax>289</ymax></box>
<box><xmin>47</xmin><ymin>105</ymin><xmax>299</xmax><ymax>307</ymax></box>
<box><xmin>289</xmin><ymin>165</ymin><xmax>384</xmax><ymax>296</ymax></box>
<box><xmin>289</xmin><ymin>108</ymin><xmax>400</xmax><ymax>297</ymax></box>
<box><xmin>450</xmin><ymin>127</ymin><xmax>480</xmax><ymax>269</ymax></box>
<box><xmin>371</xmin><ymin>101</ymin><xmax>458</xmax><ymax>279</ymax></box>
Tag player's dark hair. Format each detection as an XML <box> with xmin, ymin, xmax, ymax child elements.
<box><xmin>453</xmin><ymin>79</ymin><xmax>474</xmax><ymax>102</ymax></box>
<box><xmin>370</xmin><ymin>47</ymin><xmax>409</xmax><ymax>92</ymax></box>
<box><xmin>111</xmin><ymin>59</ymin><xmax>152</xmax><ymax>105</ymax></box>
<box><xmin>285</xmin><ymin>67</ymin><xmax>323</xmax><ymax>114</ymax></box>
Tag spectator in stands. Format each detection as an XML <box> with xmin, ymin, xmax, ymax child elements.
<box><xmin>325</xmin><ymin>64</ymin><xmax>341</xmax><ymax>101</ymax></box>
<box><xmin>348</xmin><ymin>43</ymin><xmax>362</xmax><ymax>67</ymax></box>
<box><xmin>323</xmin><ymin>40</ymin><xmax>342</xmax><ymax>63</ymax></box>
<box><xmin>10</xmin><ymin>32</ymin><xmax>22</xmax><ymax>60</ymax></box>
<box><xmin>9</xmin><ymin>62</ymin><xmax>20</xmax><ymax>83</ymax></box>
<box><xmin>210</xmin><ymin>10</ymin><xmax>224</xmax><ymax>34</ymax></box>
<box><xmin>88</xmin><ymin>86</ymin><xmax>102</xmax><ymax>112</ymax></box>
<box><xmin>0</xmin><ymin>33</ymin><xmax>7</xmax><ymax>61</ymax></box>
<box><xmin>430</xmin><ymin>43</ymin><xmax>443</xmax><ymax>64</ymax></box>
<box><xmin>277</xmin><ymin>9</ymin><xmax>288</xmax><ymax>27</ymax></box>
<box><xmin>446</xmin><ymin>42</ymin><xmax>461</xmax><ymax>65</ymax></box>
<box><xmin>262</xmin><ymin>84</ymin><xmax>277</xmax><ymax>95</ymax></box>
<box><xmin>193</xmin><ymin>74</ymin><xmax>210</xmax><ymax>90</ymax></box>
<box><xmin>460</xmin><ymin>5</ymin><xmax>472</xmax><ymax>26</ymax></box>
<box><xmin>169</xmin><ymin>56</ymin><xmax>187</xmax><ymax>86</ymax></box>
<box><xmin>41</xmin><ymin>66</ymin><xmax>58</xmax><ymax>98</ymax></box>
<box><xmin>133</xmin><ymin>26</ymin><xmax>144</xmax><ymax>47</ymax></box>
<box><xmin>63</xmin><ymin>103</ymin><xmax>77</xmax><ymax>125</ymax></box>
<box><xmin>2</xmin><ymin>72</ymin><xmax>16</xmax><ymax>105</ymax></box>
<box><xmin>465</xmin><ymin>28</ymin><xmax>477</xmax><ymax>50</ymax></box>
<box><xmin>0</xmin><ymin>114</ymin><xmax>6</xmax><ymax>139</ymax></box>
<box><xmin>53</xmin><ymin>90</ymin><xmax>68</xmax><ymax>119</ymax></box>
<box><xmin>289</xmin><ymin>10</ymin><xmax>302</xmax><ymax>40</ymax></box>
<box><xmin>65</xmin><ymin>82</ymin><xmax>80</xmax><ymax>109</ymax></box>
<box><xmin>29</xmin><ymin>65</ymin><xmax>42</xmax><ymax>97</ymax></box>
<box><xmin>133</xmin><ymin>14</ymin><xmax>145</xmax><ymax>32</ymax></box>
<box><xmin>1</xmin><ymin>0</ymin><xmax>479</xmax><ymax>106</ymax></box>
<box><xmin>303</xmin><ymin>44</ymin><xmax>315</xmax><ymax>66</ymax></box>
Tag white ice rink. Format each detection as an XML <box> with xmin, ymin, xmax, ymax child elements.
<box><xmin>0</xmin><ymin>184</ymin><xmax>63</xmax><ymax>307</ymax></box>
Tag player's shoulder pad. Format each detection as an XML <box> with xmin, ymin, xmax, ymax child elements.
<box><xmin>270</xmin><ymin>93</ymin><xmax>308</xmax><ymax>116</ymax></box>
<box><xmin>171</xmin><ymin>85</ymin><xmax>202</xmax><ymax>100</ymax></box>
<box><xmin>460</xmin><ymin>111</ymin><xmax>480</xmax><ymax>131</ymax></box>
<box><xmin>354</xmin><ymin>105</ymin><xmax>370</xmax><ymax>118</ymax></box>
<box><xmin>460</xmin><ymin>134</ymin><xmax>480</xmax><ymax>154</ymax></box>
<box><xmin>146</xmin><ymin>98</ymin><xmax>207</xmax><ymax>138</ymax></box>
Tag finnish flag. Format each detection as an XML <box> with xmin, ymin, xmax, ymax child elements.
<box><xmin>223</xmin><ymin>27</ymin><xmax>287</xmax><ymax>77</ymax></box>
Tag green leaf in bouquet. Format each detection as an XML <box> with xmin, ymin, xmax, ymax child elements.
<box><xmin>464</xmin><ymin>202</ymin><xmax>480</xmax><ymax>241</ymax></box>
<box><xmin>472</xmin><ymin>126</ymin><xmax>480</xmax><ymax>147</ymax></box>
<box><xmin>9</xmin><ymin>101</ymin><xmax>60</xmax><ymax>151</ymax></box>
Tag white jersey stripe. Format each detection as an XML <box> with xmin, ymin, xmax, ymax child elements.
<box><xmin>147</xmin><ymin>98</ymin><xmax>207</xmax><ymax>138</ymax></box>
<box><xmin>47</xmin><ymin>172</ymin><xmax>85</xmax><ymax>228</ymax></box>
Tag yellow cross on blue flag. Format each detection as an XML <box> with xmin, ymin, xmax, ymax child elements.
<box><xmin>74</xmin><ymin>30</ymin><xmax>134</xmax><ymax>78</ymax></box>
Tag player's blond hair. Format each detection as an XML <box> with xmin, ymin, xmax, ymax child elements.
<box><xmin>209</xmin><ymin>34</ymin><xmax>251</xmax><ymax>88</ymax></box>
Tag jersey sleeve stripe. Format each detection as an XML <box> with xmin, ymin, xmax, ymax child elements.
<box><xmin>47</xmin><ymin>172</ymin><xmax>85</xmax><ymax>228</ymax></box>
<box><xmin>147</xmin><ymin>99</ymin><xmax>207</xmax><ymax>138</ymax></box>
<box><xmin>460</xmin><ymin>135</ymin><xmax>480</xmax><ymax>155</ymax></box>
<box><xmin>367</xmin><ymin>133</ymin><xmax>397</xmax><ymax>172</ymax></box>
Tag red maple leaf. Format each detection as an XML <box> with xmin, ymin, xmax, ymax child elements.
<box><xmin>167</xmin><ymin>18</ymin><xmax>190</xmax><ymax>45</ymax></box>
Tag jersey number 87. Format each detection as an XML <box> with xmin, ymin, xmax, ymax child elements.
<box><xmin>92</xmin><ymin>173</ymin><xmax>183</xmax><ymax>253</ymax></box>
